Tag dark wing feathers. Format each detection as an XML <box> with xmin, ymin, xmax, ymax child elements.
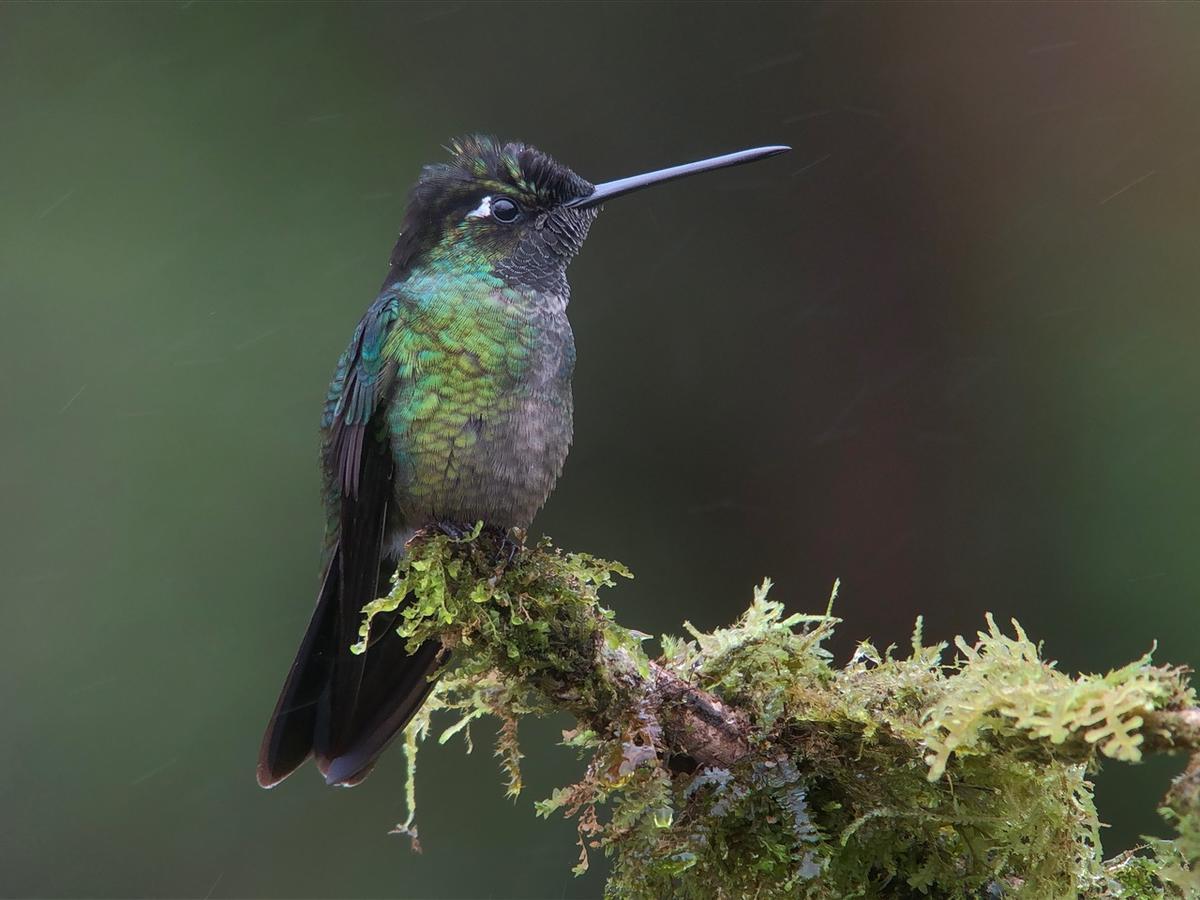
<box><xmin>259</xmin><ymin>294</ymin><xmax>447</xmax><ymax>787</ymax></box>
<box><xmin>324</xmin><ymin>298</ymin><xmax>400</xmax><ymax>499</ymax></box>
<box><xmin>255</xmin><ymin>551</ymin><xmax>340</xmax><ymax>787</ymax></box>
<box><xmin>313</xmin><ymin>420</ymin><xmax>393</xmax><ymax>776</ymax></box>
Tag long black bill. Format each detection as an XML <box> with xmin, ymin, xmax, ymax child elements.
<box><xmin>565</xmin><ymin>144</ymin><xmax>791</xmax><ymax>209</ymax></box>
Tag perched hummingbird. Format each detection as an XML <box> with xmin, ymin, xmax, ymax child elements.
<box><xmin>257</xmin><ymin>136</ymin><xmax>789</xmax><ymax>788</ymax></box>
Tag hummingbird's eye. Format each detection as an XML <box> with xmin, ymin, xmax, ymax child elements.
<box><xmin>491</xmin><ymin>197</ymin><xmax>521</xmax><ymax>223</ymax></box>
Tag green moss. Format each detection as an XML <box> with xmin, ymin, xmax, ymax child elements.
<box><xmin>920</xmin><ymin>617</ymin><xmax>1188</xmax><ymax>779</ymax></box>
<box><xmin>361</xmin><ymin>531</ymin><xmax>1199</xmax><ymax>898</ymax></box>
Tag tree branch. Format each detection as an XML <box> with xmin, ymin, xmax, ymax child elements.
<box><xmin>366</xmin><ymin>532</ymin><xmax>1200</xmax><ymax>898</ymax></box>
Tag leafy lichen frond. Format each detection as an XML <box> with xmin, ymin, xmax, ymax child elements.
<box><xmin>921</xmin><ymin>614</ymin><xmax>1189</xmax><ymax>781</ymax></box>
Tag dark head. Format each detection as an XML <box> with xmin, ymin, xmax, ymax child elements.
<box><xmin>384</xmin><ymin>135</ymin><xmax>596</xmax><ymax>294</ymax></box>
<box><xmin>384</xmin><ymin>135</ymin><xmax>789</xmax><ymax>295</ymax></box>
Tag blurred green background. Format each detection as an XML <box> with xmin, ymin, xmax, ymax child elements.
<box><xmin>2</xmin><ymin>1</ymin><xmax>1199</xmax><ymax>896</ymax></box>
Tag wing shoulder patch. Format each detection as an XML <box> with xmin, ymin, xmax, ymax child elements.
<box><xmin>322</xmin><ymin>297</ymin><xmax>402</xmax><ymax>499</ymax></box>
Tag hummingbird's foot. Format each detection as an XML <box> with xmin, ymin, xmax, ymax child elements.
<box><xmin>496</xmin><ymin>530</ymin><xmax>525</xmax><ymax>570</ymax></box>
<box><xmin>433</xmin><ymin>520</ymin><xmax>477</xmax><ymax>542</ymax></box>
<box><xmin>475</xmin><ymin>524</ymin><xmax>525</xmax><ymax>570</ymax></box>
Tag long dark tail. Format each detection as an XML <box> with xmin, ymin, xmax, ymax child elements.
<box><xmin>256</xmin><ymin>543</ymin><xmax>445</xmax><ymax>788</ymax></box>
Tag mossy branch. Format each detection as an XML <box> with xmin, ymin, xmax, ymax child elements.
<box><xmin>360</xmin><ymin>529</ymin><xmax>1200</xmax><ymax>898</ymax></box>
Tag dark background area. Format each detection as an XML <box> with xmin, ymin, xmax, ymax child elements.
<box><xmin>3</xmin><ymin>2</ymin><xmax>1199</xmax><ymax>897</ymax></box>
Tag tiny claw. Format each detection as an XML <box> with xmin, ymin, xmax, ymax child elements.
<box><xmin>435</xmin><ymin>520</ymin><xmax>472</xmax><ymax>541</ymax></box>
<box><xmin>481</xmin><ymin>525</ymin><xmax>524</xmax><ymax>571</ymax></box>
<box><xmin>498</xmin><ymin>533</ymin><xmax>522</xmax><ymax>569</ymax></box>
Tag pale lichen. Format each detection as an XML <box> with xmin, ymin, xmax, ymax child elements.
<box><xmin>358</xmin><ymin>530</ymin><xmax>1200</xmax><ymax>898</ymax></box>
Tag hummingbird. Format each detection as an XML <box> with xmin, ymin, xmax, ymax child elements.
<box><xmin>257</xmin><ymin>136</ymin><xmax>789</xmax><ymax>788</ymax></box>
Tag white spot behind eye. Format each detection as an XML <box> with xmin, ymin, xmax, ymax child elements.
<box><xmin>466</xmin><ymin>196</ymin><xmax>492</xmax><ymax>220</ymax></box>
